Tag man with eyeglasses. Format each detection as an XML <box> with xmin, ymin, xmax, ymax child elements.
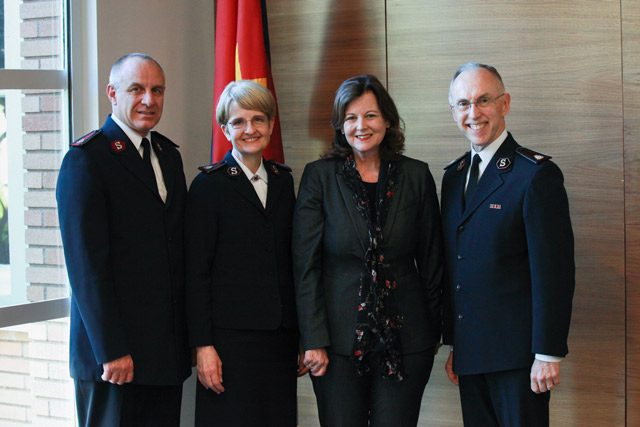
<box><xmin>440</xmin><ymin>62</ymin><xmax>575</xmax><ymax>426</ymax></box>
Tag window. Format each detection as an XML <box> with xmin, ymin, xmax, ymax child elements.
<box><xmin>0</xmin><ymin>0</ymin><xmax>74</xmax><ymax>424</ymax></box>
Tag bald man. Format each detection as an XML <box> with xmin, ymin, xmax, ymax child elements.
<box><xmin>57</xmin><ymin>53</ymin><xmax>190</xmax><ymax>426</ymax></box>
<box><xmin>441</xmin><ymin>62</ymin><xmax>575</xmax><ymax>427</ymax></box>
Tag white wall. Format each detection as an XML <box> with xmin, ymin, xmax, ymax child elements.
<box><xmin>95</xmin><ymin>0</ymin><xmax>215</xmax><ymax>184</ymax></box>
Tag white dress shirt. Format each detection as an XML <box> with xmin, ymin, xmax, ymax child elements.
<box><xmin>231</xmin><ymin>151</ymin><xmax>268</xmax><ymax>208</ymax></box>
<box><xmin>111</xmin><ymin>115</ymin><xmax>167</xmax><ymax>202</ymax></box>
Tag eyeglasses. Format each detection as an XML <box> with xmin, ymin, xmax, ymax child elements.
<box><xmin>450</xmin><ymin>93</ymin><xmax>505</xmax><ymax>112</ymax></box>
<box><xmin>226</xmin><ymin>115</ymin><xmax>270</xmax><ymax>130</ymax></box>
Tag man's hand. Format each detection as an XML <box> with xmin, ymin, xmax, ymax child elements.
<box><xmin>445</xmin><ymin>351</ymin><xmax>459</xmax><ymax>385</ymax></box>
<box><xmin>530</xmin><ymin>359</ymin><xmax>560</xmax><ymax>393</ymax></box>
<box><xmin>303</xmin><ymin>348</ymin><xmax>329</xmax><ymax>377</ymax></box>
<box><xmin>196</xmin><ymin>345</ymin><xmax>225</xmax><ymax>394</ymax></box>
<box><xmin>102</xmin><ymin>354</ymin><xmax>134</xmax><ymax>385</ymax></box>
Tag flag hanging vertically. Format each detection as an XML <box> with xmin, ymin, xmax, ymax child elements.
<box><xmin>212</xmin><ymin>0</ymin><xmax>284</xmax><ymax>163</ymax></box>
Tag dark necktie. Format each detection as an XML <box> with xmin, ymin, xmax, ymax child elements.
<box><xmin>141</xmin><ymin>138</ymin><xmax>158</xmax><ymax>189</ymax></box>
<box><xmin>465</xmin><ymin>153</ymin><xmax>481</xmax><ymax>207</ymax></box>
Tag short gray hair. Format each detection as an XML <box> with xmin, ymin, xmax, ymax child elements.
<box><xmin>449</xmin><ymin>62</ymin><xmax>505</xmax><ymax>101</ymax></box>
<box><xmin>108</xmin><ymin>53</ymin><xmax>164</xmax><ymax>89</ymax></box>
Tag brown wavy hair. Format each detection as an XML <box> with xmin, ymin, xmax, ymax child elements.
<box><xmin>324</xmin><ymin>74</ymin><xmax>405</xmax><ymax>160</ymax></box>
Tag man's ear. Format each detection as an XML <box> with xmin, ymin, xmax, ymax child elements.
<box><xmin>106</xmin><ymin>84</ymin><xmax>117</xmax><ymax>105</ymax></box>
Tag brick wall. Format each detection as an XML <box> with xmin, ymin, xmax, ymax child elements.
<box><xmin>0</xmin><ymin>1</ymin><xmax>74</xmax><ymax>425</ymax></box>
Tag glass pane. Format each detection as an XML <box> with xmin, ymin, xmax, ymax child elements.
<box><xmin>2</xmin><ymin>0</ymin><xmax>65</xmax><ymax>70</ymax></box>
<box><xmin>0</xmin><ymin>317</ymin><xmax>75</xmax><ymax>425</ymax></box>
<box><xmin>0</xmin><ymin>89</ymin><xmax>69</xmax><ymax>309</ymax></box>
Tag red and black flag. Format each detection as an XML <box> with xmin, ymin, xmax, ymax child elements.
<box><xmin>212</xmin><ymin>0</ymin><xmax>284</xmax><ymax>162</ymax></box>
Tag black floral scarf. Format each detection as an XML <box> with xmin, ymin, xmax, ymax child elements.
<box><xmin>342</xmin><ymin>155</ymin><xmax>405</xmax><ymax>381</ymax></box>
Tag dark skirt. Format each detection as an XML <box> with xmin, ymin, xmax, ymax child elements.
<box><xmin>195</xmin><ymin>327</ymin><xmax>299</xmax><ymax>427</ymax></box>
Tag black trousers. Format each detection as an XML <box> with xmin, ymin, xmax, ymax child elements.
<box><xmin>459</xmin><ymin>367</ymin><xmax>550</xmax><ymax>427</ymax></box>
<box><xmin>195</xmin><ymin>327</ymin><xmax>299</xmax><ymax>427</ymax></box>
<box><xmin>74</xmin><ymin>380</ymin><xmax>182</xmax><ymax>427</ymax></box>
<box><xmin>311</xmin><ymin>349</ymin><xmax>435</xmax><ymax>427</ymax></box>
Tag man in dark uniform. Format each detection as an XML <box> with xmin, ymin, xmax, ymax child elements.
<box><xmin>441</xmin><ymin>62</ymin><xmax>575</xmax><ymax>426</ymax></box>
<box><xmin>57</xmin><ymin>53</ymin><xmax>190</xmax><ymax>426</ymax></box>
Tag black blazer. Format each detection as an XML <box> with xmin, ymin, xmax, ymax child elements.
<box><xmin>56</xmin><ymin>115</ymin><xmax>190</xmax><ymax>385</ymax></box>
<box><xmin>293</xmin><ymin>156</ymin><xmax>444</xmax><ymax>356</ymax></box>
<box><xmin>441</xmin><ymin>134</ymin><xmax>575</xmax><ymax>375</ymax></box>
<box><xmin>185</xmin><ymin>151</ymin><xmax>297</xmax><ymax>348</ymax></box>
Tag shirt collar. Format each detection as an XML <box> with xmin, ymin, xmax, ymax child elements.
<box><xmin>111</xmin><ymin>114</ymin><xmax>151</xmax><ymax>151</ymax></box>
<box><xmin>470</xmin><ymin>129</ymin><xmax>508</xmax><ymax>166</ymax></box>
<box><xmin>231</xmin><ymin>150</ymin><xmax>268</xmax><ymax>183</ymax></box>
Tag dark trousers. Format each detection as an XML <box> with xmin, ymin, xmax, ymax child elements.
<box><xmin>311</xmin><ymin>349</ymin><xmax>435</xmax><ymax>427</ymax></box>
<box><xmin>74</xmin><ymin>380</ymin><xmax>182</xmax><ymax>427</ymax></box>
<box><xmin>459</xmin><ymin>368</ymin><xmax>550</xmax><ymax>427</ymax></box>
<box><xmin>195</xmin><ymin>327</ymin><xmax>299</xmax><ymax>427</ymax></box>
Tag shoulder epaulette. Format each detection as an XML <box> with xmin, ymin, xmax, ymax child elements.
<box><xmin>71</xmin><ymin>129</ymin><xmax>101</xmax><ymax>147</ymax></box>
<box><xmin>516</xmin><ymin>147</ymin><xmax>551</xmax><ymax>164</ymax></box>
<box><xmin>265</xmin><ymin>159</ymin><xmax>292</xmax><ymax>173</ymax></box>
<box><xmin>150</xmin><ymin>130</ymin><xmax>179</xmax><ymax>148</ymax></box>
<box><xmin>444</xmin><ymin>151</ymin><xmax>469</xmax><ymax>170</ymax></box>
<box><xmin>198</xmin><ymin>160</ymin><xmax>227</xmax><ymax>174</ymax></box>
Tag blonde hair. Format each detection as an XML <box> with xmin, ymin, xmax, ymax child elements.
<box><xmin>216</xmin><ymin>80</ymin><xmax>276</xmax><ymax>125</ymax></box>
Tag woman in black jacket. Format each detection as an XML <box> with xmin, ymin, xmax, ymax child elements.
<box><xmin>293</xmin><ymin>74</ymin><xmax>444</xmax><ymax>426</ymax></box>
<box><xmin>186</xmin><ymin>80</ymin><xmax>305</xmax><ymax>427</ymax></box>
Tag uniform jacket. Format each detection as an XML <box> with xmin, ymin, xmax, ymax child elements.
<box><xmin>56</xmin><ymin>115</ymin><xmax>190</xmax><ymax>385</ymax></box>
<box><xmin>293</xmin><ymin>156</ymin><xmax>443</xmax><ymax>355</ymax></box>
<box><xmin>441</xmin><ymin>133</ymin><xmax>575</xmax><ymax>375</ymax></box>
<box><xmin>185</xmin><ymin>151</ymin><xmax>297</xmax><ymax>348</ymax></box>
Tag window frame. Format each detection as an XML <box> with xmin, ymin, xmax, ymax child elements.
<box><xmin>0</xmin><ymin>0</ymin><xmax>92</xmax><ymax>328</ymax></box>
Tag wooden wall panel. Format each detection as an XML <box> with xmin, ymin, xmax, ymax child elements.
<box><xmin>268</xmin><ymin>0</ymin><xmax>630</xmax><ymax>425</ymax></box>
<box><xmin>623</xmin><ymin>0</ymin><xmax>640</xmax><ymax>226</ymax></box>
<box><xmin>268</xmin><ymin>3</ymin><xmax>386</xmax><ymax>426</ymax></box>
<box><xmin>387</xmin><ymin>2</ymin><xmax>625</xmax><ymax>425</ymax></box>
<box><xmin>623</xmin><ymin>0</ymin><xmax>640</xmax><ymax>423</ymax></box>
<box><xmin>268</xmin><ymin>0</ymin><xmax>387</xmax><ymax>186</ymax></box>
<box><xmin>628</xmin><ymin>227</ymin><xmax>640</xmax><ymax>426</ymax></box>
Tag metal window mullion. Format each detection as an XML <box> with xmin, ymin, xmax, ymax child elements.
<box><xmin>0</xmin><ymin>297</ymin><xmax>70</xmax><ymax>328</ymax></box>
<box><xmin>0</xmin><ymin>70</ymin><xmax>68</xmax><ymax>90</ymax></box>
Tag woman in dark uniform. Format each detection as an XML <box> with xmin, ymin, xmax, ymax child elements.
<box><xmin>185</xmin><ymin>80</ymin><xmax>305</xmax><ymax>426</ymax></box>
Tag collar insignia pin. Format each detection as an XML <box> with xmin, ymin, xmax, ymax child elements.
<box><xmin>110</xmin><ymin>140</ymin><xmax>126</xmax><ymax>153</ymax></box>
<box><xmin>457</xmin><ymin>159</ymin><xmax>466</xmax><ymax>171</ymax></box>
<box><xmin>227</xmin><ymin>166</ymin><xmax>240</xmax><ymax>176</ymax></box>
<box><xmin>496</xmin><ymin>157</ymin><xmax>511</xmax><ymax>170</ymax></box>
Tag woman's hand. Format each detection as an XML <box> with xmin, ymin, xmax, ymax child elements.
<box><xmin>445</xmin><ymin>350</ymin><xmax>459</xmax><ymax>385</ymax></box>
<box><xmin>303</xmin><ymin>348</ymin><xmax>329</xmax><ymax>377</ymax></box>
<box><xmin>297</xmin><ymin>350</ymin><xmax>310</xmax><ymax>377</ymax></box>
<box><xmin>196</xmin><ymin>345</ymin><xmax>225</xmax><ymax>394</ymax></box>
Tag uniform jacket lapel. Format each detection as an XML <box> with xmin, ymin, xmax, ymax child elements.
<box><xmin>102</xmin><ymin>116</ymin><xmax>163</xmax><ymax>202</ymax></box>
<box><xmin>460</xmin><ymin>135</ymin><xmax>518</xmax><ymax>225</ymax></box>
<box><xmin>446</xmin><ymin>152</ymin><xmax>470</xmax><ymax>220</ymax></box>
<box><xmin>223</xmin><ymin>152</ymin><xmax>265</xmax><ymax>214</ymax></box>
<box><xmin>150</xmin><ymin>132</ymin><xmax>176</xmax><ymax>207</ymax></box>
<box><xmin>265</xmin><ymin>163</ymin><xmax>284</xmax><ymax>215</ymax></box>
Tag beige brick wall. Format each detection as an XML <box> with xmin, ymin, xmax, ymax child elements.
<box><xmin>1</xmin><ymin>1</ymin><xmax>74</xmax><ymax>425</ymax></box>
